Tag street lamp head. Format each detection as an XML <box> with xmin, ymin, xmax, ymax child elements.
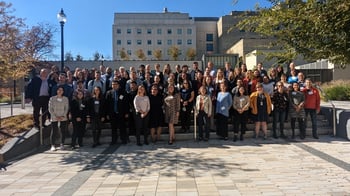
<box><xmin>57</xmin><ymin>8</ymin><xmax>67</xmax><ymax>24</ymax></box>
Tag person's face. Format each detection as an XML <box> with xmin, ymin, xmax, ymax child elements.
<box><xmin>106</xmin><ymin>68</ymin><xmax>112</xmax><ymax>74</ymax></box>
<box><xmin>130</xmin><ymin>83</ymin><xmax>137</xmax><ymax>91</ymax></box>
<box><xmin>57</xmin><ymin>87</ymin><xmax>64</xmax><ymax>96</ymax></box>
<box><xmin>281</xmin><ymin>76</ymin><xmax>286</xmax><ymax>81</ymax></box>
<box><xmin>293</xmin><ymin>83</ymin><xmax>299</xmax><ymax>91</ymax></box>
<box><xmin>220</xmin><ymin>83</ymin><xmax>226</xmax><ymax>92</ymax></box>
<box><xmin>94</xmin><ymin>87</ymin><xmax>101</xmax><ymax>95</ymax></box>
<box><xmin>95</xmin><ymin>73</ymin><xmax>101</xmax><ymax>80</ymax></box>
<box><xmin>40</xmin><ymin>69</ymin><xmax>48</xmax><ymax>78</ymax></box>
<box><xmin>154</xmin><ymin>76</ymin><xmax>160</xmax><ymax>83</ymax></box>
<box><xmin>193</xmin><ymin>63</ymin><xmax>198</xmax><ymax>69</ymax></box>
<box><xmin>257</xmin><ymin>63</ymin><xmax>262</xmax><ymax>70</ymax></box>
<box><xmin>263</xmin><ymin>77</ymin><xmax>269</xmax><ymax>83</ymax></box>
<box><xmin>237</xmin><ymin>80</ymin><xmax>243</xmax><ymax>86</ymax></box>
<box><xmin>112</xmin><ymin>82</ymin><xmax>119</xmax><ymax>90</ymax></box>
<box><xmin>200</xmin><ymin>87</ymin><xmax>206</xmax><ymax>95</ymax></box>
<box><xmin>151</xmin><ymin>87</ymin><xmax>158</xmax><ymax>95</ymax></box>
<box><xmin>77</xmin><ymin>82</ymin><xmax>83</xmax><ymax>89</ymax></box>
<box><xmin>138</xmin><ymin>86</ymin><xmax>145</xmax><ymax>95</ymax></box>
<box><xmin>239</xmin><ymin>87</ymin><xmax>245</xmax><ymax>94</ymax></box>
<box><xmin>305</xmin><ymin>80</ymin><xmax>312</xmax><ymax>88</ymax></box>
<box><xmin>298</xmin><ymin>73</ymin><xmax>304</xmax><ymax>81</ymax></box>
<box><xmin>254</xmin><ymin>71</ymin><xmax>260</xmax><ymax>76</ymax></box>
<box><xmin>59</xmin><ymin>75</ymin><xmax>66</xmax><ymax>82</ymax></box>
<box><xmin>168</xmin><ymin>85</ymin><xmax>174</xmax><ymax>93</ymax></box>
<box><xmin>182</xmin><ymin>81</ymin><xmax>189</xmax><ymax>88</ymax></box>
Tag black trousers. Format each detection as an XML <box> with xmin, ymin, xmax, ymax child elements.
<box><xmin>233</xmin><ymin>110</ymin><xmax>248</xmax><ymax>135</ymax></box>
<box><xmin>32</xmin><ymin>96</ymin><xmax>49</xmax><ymax>127</ymax></box>
<box><xmin>134</xmin><ymin>113</ymin><xmax>149</xmax><ymax>144</ymax></box>
<box><xmin>110</xmin><ymin>112</ymin><xmax>127</xmax><ymax>143</ymax></box>
<box><xmin>197</xmin><ymin>110</ymin><xmax>210</xmax><ymax>139</ymax></box>
<box><xmin>92</xmin><ymin>115</ymin><xmax>103</xmax><ymax>144</ymax></box>
<box><xmin>180</xmin><ymin>104</ymin><xmax>192</xmax><ymax>130</ymax></box>
<box><xmin>71</xmin><ymin>120</ymin><xmax>86</xmax><ymax>147</ymax></box>
<box><xmin>50</xmin><ymin>121</ymin><xmax>68</xmax><ymax>145</ymax></box>
<box><xmin>291</xmin><ymin>118</ymin><xmax>306</xmax><ymax>138</ymax></box>
<box><xmin>216</xmin><ymin>113</ymin><xmax>228</xmax><ymax>138</ymax></box>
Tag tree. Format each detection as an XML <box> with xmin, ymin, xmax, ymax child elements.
<box><xmin>186</xmin><ymin>48</ymin><xmax>196</xmax><ymax>60</ymax></box>
<box><xmin>65</xmin><ymin>51</ymin><xmax>73</xmax><ymax>61</ymax></box>
<box><xmin>0</xmin><ymin>2</ymin><xmax>55</xmax><ymax>80</ymax></box>
<box><xmin>168</xmin><ymin>45</ymin><xmax>179</xmax><ymax>60</ymax></box>
<box><xmin>75</xmin><ymin>54</ymin><xmax>83</xmax><ymax>61</ymax></box>
<box><xmin>153</xmin><ymin>49</ymin><xmax>162</xmax><ymax>60</ymax></box>
<box><xmin>93</xmin><ymin>51</ymin><xmax>101</xmax><ymax>61</ymax></box>
<box><xmin>237</xmin><ymin>0</ymin><xmax>350</xmax><ymax>65</ymax></box>
<box><xmin>135</xmin><ymin>49</ymin><xmax>146</xmax><ymax>60</ymax></box>
<box><xmin>120</xmin><ymin>48</ymin><xmax>129</xmax><ymax>60</ymax></box>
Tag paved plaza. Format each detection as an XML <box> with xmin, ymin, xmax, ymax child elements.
<box><xmin>0</xmin><ymin>136</ymin><xmax>350</xmax><ymax>195</ymax></box>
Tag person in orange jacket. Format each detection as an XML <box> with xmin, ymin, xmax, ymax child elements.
<box><xmin>250</xmin><ymin>83</ymin><xmax>272</xmax><ymax>139</ymax></box>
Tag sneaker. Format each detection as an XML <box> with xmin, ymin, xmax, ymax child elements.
<box><xmin>50</xmin><ymin>145</ymin><xmax>56</xmax><ymax>151</ymax></box>
<box><xmin>60</xmin><ymin>144</ymin><xmax>65</xmax><ymax>150</ymax></box>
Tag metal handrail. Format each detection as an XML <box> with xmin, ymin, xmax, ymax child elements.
<box><xmin>315</xmin><ymin>84</ymin><xmax>336</xmax><ymax>136</ymax></box>
<box><xmin>39</xmin><ymin>110</ymin><xmax>50</xmax><ymax>145</ymax></box>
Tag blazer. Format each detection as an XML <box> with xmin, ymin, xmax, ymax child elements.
<box><xmin>250</xmin><ymin>91</ymin><xmax>272</xmax><ymax>115</ymax></box>
<box><xmin>87</xmin><ymin>96</ymin><xmax>106</xmax><ymax>118</ymax></box>
<box><xmin>195</xmin><ymin>94</ymin><xmax>212</xmax><ymax>115</ymax></box>
<box><xmin>105</xmin><ymin>88</ymin><xmax>130</xmax><ymax>116</ymax></box>
<box><xmin>70</xmin><ymin>98</ymin><xmax>88</xmax><ymax>122</ymax></box>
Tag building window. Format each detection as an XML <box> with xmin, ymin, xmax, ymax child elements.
<box><xmin>167</xmin><ymin>29</ymin><xmax>172</xmax><ymax>34</ymax></box>
<box><xmin>187</xmin><ymin>28</ymin><xmax>192</xmax><ymax>35</ymax></box>
<box><xmin>206</xmin><ymin>43</ymin><xmax>214</xmax><ymax>52</ymax></box>
<box><xmin>187</xmin><ymin>39</ymin><xmax>192</xmax><ymax>45</ymax></box>
<box><xmin>147</xmin><ymin>40</ymin><xmax>152</xmax><ymax>45</ymax></box>
<box><xmin>147</xmin><ymin>50</ymin><xmax>152</xmax><ymax>56</ymax></box>
<box><xmin>127</xmin><ymin>40</ymin><xmax>132</xmax><ymax>45</ymax></box>
<box><xmin>157</xmin><ymin>40</ymin><xmax>162</xmax><ymax>45</ymax></box>
<box><xmin>117</xmin><ymin>40</ymin><xmax>121</xmax><ymax>45</ymax></box>
<box><xmin>167</xmin><ymin>39</ymin><xmax>172</xmax><ymax>45</ymax></box>
<box><xmin>177</xmin><ymin>28</ymin><xmax>182</xmax><ymax>35</ymax></box>
<box><xmin>127</xmin><ymin>29</ymin><xmax>131</xmax><ymax>34</ymax></box>
<box><xmin>137</xmin><ymin>28</ymin><xmax>142</xmax><ymax>34</ymax></box>
<box><xmin>147</xmin><ymin>29</ymin><xmax>152</xmax><ymax>34</ymax></box>
<box><xmin>117</xmin><ymin>29</ymin><xmax>121</xmax><ymax>34</ymax></box>
<box><xmin>137</xmin><ymin>40</ymin><xmax>142</xmax><ymax>45</ymax></box>
<box><xmin>206</xmin><ymin>34</ymin><xmax>214</xmax><ymax>42</ymax></box>
<box><xmin>177</xmin><ymin>39</ymin><xmax>182</xmax><ymax>45</ymax></box>
<box><xmin>157</xmin><ymin>28</ymin><xmax>162</xmax><ymax>35</ymax></box>
<box><xmin>127</xmin><ymin>50</ymin><xmax>132</xmax><ymax>55</ymax></box>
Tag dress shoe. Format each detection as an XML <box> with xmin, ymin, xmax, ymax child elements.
<box><xmin>137</xmin><ymin>142</ymin><xmax>142</xmax><ymax>146</ymax></box>
<box><xmin>240</xmin><ymin>134</ymin><xmax>244</xmax><ymax>141</ymax></box>
<box><xmin>168</xmin><ymin>141</ymin><xmax>173</xmax><ymax>145</ymax></box>
<box><xmin>233</xmin><ymin>135</ymin><xmax>238</xmax><ymax>142</ymax></box>
<box><xmin>313</xmin><ymin>135</ymin><xmax>319</xmax><ymax>139</ymax></box>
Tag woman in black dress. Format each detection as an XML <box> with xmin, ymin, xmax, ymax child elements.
<box><xmin>149</xmin><ymin>84</ymin><xmax>164</xmax><ymax>143</ymax></box>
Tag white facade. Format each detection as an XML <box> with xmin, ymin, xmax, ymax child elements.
<box><xmin>113</xmin><ymin>11</ymin><xmax>197</xmax><ymax>61</ymax></box>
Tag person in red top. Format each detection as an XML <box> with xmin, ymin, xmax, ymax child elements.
<box><xmin>302</xmin><ymin>78</ymin><xmax>321</xmax><ymax>139</ymax></box>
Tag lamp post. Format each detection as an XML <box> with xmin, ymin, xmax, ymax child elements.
<box><xmin>101</xmin><ymin>55</ymin><xmax>105</xmax><ymax>66</ymax></box>
<box><xmin>57</xmin><ymin>8</ymin><xmax>67</xmax><ymax>73</ymax></box>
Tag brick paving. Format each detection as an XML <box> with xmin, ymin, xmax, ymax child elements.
<box><xmin>0</xmin><ymin>136</ymin><xmax>350</xmax><ymax>195</ymax></box>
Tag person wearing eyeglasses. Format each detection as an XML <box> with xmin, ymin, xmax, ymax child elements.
<box><xmin>272</xmin><ymin>82</ymin><xmax>289</xmax><ymax>139</ymax></box>
<box><xmin>250</xmin><ymin>83</ymin><xmax>272</xmax><ymax>139</ymax></box>
<box><xmin>179</xmin><ymin>79</ymin><xmax>195</xmax><ymax>133</ymax></box>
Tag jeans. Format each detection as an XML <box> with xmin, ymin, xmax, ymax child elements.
<box><xmin>272</xmin><ymin>109</ymin><xmax>286</xmax><ymax>137</ymax></box>
<box><xmin>305</xmin><ymin>109</ymin><xmax>318</xmax><ymax>136</ymax></box>
<box><xmin>197</xmin><ymin>110</ymin><xmax>209</xmax><ymax>139</ymax></box>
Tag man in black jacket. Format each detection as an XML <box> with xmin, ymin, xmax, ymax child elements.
<box><xmin>105</xmin><ymin>80</ymin><xmax>130</xmax><ymax>145</ymax></box>
<box><xmin>25</xmin><ymin>69</ymin><xmax>52</xmax><ymax>128</ymax></box>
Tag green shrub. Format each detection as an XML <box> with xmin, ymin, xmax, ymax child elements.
<box><xmin>321</xmin><ymin>80</ymin><xmax>350</xmax><ymax>101</ymax></box>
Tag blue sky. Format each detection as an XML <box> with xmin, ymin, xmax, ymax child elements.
<box><xmin>8</xmin><ymin>0</ymin><xmax>272</xmax><ymax>60</ymax></box>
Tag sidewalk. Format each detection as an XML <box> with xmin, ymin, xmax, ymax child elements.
<box><xmin>0</xmin><ymin>136</ymin><xmax>349</xmax><ymax>195</ymax></box>
<box><xmin>0</xmin><ymin>103</ymin><xmax>33</xmax><ymax>119</ymax></box>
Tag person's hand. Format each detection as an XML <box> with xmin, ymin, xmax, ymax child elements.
<box><xmin>101</xmin><ymin>117</ymin><xmax>105</xmax><ymax>122</ymax></box>
<box><xmin>86</xmin><ymin>117</ymin><xmax>91</xmax><ymax>123</ymax></box>
<box><xmin>76</xmin><ymin>117</ymin><xmax>81</xmax><ymax>122</ymax></box>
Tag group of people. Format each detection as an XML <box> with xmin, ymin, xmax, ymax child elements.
<box><xmin>25</xmin><ymin>61</ymin><xmax>321</xmax><ymax>150</ymax></box>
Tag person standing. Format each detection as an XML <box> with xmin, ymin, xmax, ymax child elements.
<box><xmin>25</xmin><ymin>68</ymin><xmax>51</xmax><ymax>128</ymax></box>
<box><xmin>105</xmin><ymin>80</ymin><xmax>129</xmax><ymax>145</ymax></box>
<box><xmin>272</xmin><ymin>82</ymin><xmax>289</xmax><ymax>139</ymax></box>
<box><xmin>70</xmin><ymin>90</ymin><xmax>88</xmax><ymax>149</ymax></box>
<box><xmin>195</xmin><ymin>86</ymin><xmax>212</xmax><ymax>141</ymax></box>
<box><xmin>216</xmin><ymin>82</ymin><xmax>232</xmax><ymax>140</ymax></box>
<box><xmin>164</xmin><ymin>85</ymin><xmax>180</xmax><ymax>145</ymax></box>
<box><xmin>289</xmin><ymin>82</ymin><xmax>306</xmax><ymax>139</ymax></box>
<box><xmin>232</xmin><ymin>86</ymin><xmax>250</xmax><ymax>141</ymax></box>
<box><xmin>302</xmin><ymin>78</ymin><xmax>321</xmax><ymax>139</ymax></box>
<box><xmin>250</xmin><ymin>83</ymin><xmax>272</xmax><ymax>139</ymax></box>
<box><xmin>179</xmin><ymin>79</ymin><xmax>195</xmax><ymax>133</ymax></box>
<box><xmin>48</xmin><ymin>86</ymin><xmax>69</xmax><ymax>151</ymax></box>
<box><xmin>87</xmin><ymin>86</ymin><xmax>106</xmax><ymax>147</ymax></box>
<box><xmin>134</xmin><ymin>85</ymin><xmax>150</xmax><ymax>146</ymax></box>
<box><xmin>148</xmin><ymin>85</ymin><xmax>164</xmax><ymax>143</ymax></box>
